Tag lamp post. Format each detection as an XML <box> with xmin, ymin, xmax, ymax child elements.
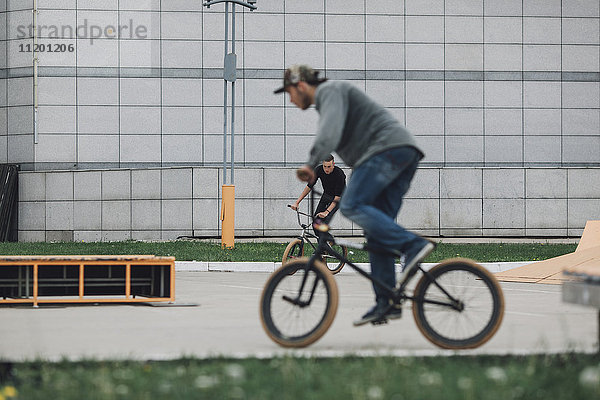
<box><xmin>203</xmin><ymin>0</ymin><xmax>257</xmax><ymax>248</ymax></box>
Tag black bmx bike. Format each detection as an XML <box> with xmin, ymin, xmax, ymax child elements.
<box><xmin>282</xmin><ymin>205</ymin><xmax>348</xmax><ymax>274</ymax></box>
<box><xmin>260</xmin><ymin>194</ymin><xmax>505</xmax><ymax>349</ymax></box>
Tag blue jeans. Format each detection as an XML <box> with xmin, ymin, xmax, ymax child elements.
<box><xmin>339</xmin><ymin>146</ymin><xmax>424</xmax><ymax>305</ymax></box>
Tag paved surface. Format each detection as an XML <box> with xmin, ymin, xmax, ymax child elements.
<box><xmin>175</xmin><ymin>260</ymin><xmax>531</xmax><ymax>274</ymax></box>
<box><xmin>0</xmin><ymin>270</ymin><xmax>597</xmax><ymax>361</ymax></box>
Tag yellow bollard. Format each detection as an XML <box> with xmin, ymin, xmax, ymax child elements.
<box><xmin>221</xmin><ymin>185</ymin><xmax>235</xmax><ymax>248</ymax></box>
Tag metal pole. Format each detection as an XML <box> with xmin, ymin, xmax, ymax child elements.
<box><xmin>203</xmin><ymin>0</ymin><xmax>257</xmax><ymax>248</ymax></box>
<box><xmin>33</xmin><ymin>0</ymin><xmax>39</xmax><ymax>144</ymax></box>
<box><xmin>230</xmin><ymin>6</ymin><xmax>236</xmax><ymax>184</ymax></box>
<box><xmin>222</xmin><ymin>2</ymin><xmax>229</xmax><ymax>185</ymax></box>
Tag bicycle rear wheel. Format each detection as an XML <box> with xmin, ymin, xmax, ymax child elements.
<box><xmin>260</xmin><ymin>259</ymin><xmax>339</xmax><ymax>348</ymax></box>
<box><xmin>282</xmin><ymin>238</ymin><xmax>304</xmax><ymax>265</ymax></box>
<box><xmin>323</xmin><ymin>241</ymin><xmax>348</xmax><ymax>274</ymax></box>
<box><xmin>412</xmin><ymin>258</ymin><xmax>504</xmax><ymax>349</ymax></box>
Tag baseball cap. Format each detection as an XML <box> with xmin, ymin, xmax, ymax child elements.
<box><xmin>273</xmin><ymin>65</ymin><xmax>324</xmax><ymax>94</ymax></box>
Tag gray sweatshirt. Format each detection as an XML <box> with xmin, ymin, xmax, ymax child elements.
<box><xmin>307</xmin><ymin>81</ymin><xmax>422</xmax><ymax>169</ymax></box>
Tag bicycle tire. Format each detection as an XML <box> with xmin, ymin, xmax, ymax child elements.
<box><xmin>323</xmin><ymin>241</ymin><xmax>348</xmax><ymax>274</ymax></box>
<box><xmin>260</xmin><ymin>258</ymin><xmax>339</xmax><ymax>348</ymax></box>
<box><xmin>412</xmin><ymin>258</ymin><xmax>504</xmax><ymax>350</ymax></box>
<box><xmin>282</xmin><ymin>238</ymin><xmax>304</xmax><ymax>265</ymax></box>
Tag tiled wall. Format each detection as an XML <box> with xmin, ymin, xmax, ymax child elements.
<box><xmin>1</xmin><ymin>4</ymin><xmax>8</xmax><ymax>153</ymax></box>
<box><xmin>4</xmin><ymin>1</ymin><xmax>600</xmax><ymax>240</ymax></box>
<box><xmin>4</xmin><ymin>0</ymin><xmax>34</xmax><ymax>166</ymax></box>
<box><xmin>2</xmin><ymin>0</ymin><xmax>598</xmax><ymax>170</ymax></box>
<box><xmin>17</xmin><ymin>166</ymin><xmax>600</xmax><ymax>241</ymax></box>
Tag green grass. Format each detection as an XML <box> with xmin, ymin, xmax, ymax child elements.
<box><xmin>1</xmin><ymin>354</ymin><xmax>598</xmax><ymax>400</ymax></box>
<box><xmin>0</xmin><ymin>240</ymin><xmax>593</xmax><ymax>399</ymax></box>
<box><xmin>0</xmin><ymin>240</ymin><xmax>578</xmax><ymax>263</ymax></box>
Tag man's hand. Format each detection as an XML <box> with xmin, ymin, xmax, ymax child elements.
<box><xmin>296</xmin><ymin>165</ymin><xmax>316</xmax><ymax>184</ymax></box>
<box><xmin>290</xmin><ymin>204</ymin><xmax>299</xmax><ymax>211</ymax></box>
<box><xmin>316</xmin><ymin>211</ymin><xmax>328</xmax><ymax>218</ymax></box>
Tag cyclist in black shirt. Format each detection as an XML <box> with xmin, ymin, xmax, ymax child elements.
<box><xmin>290</xmin><ymin>154</ymin><xmax>346</xmax><ymax>226</ymax></box>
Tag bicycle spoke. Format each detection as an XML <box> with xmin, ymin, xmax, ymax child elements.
<box><xmin>422</xmin><ymin>271</ymin><xmax>494</xmax><ymax>341</ymax></box>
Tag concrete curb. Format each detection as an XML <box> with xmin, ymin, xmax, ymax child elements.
<box><xmin>175</xmin><ymin>261</ymin><xmax>534</xmax><ymax>274</ymax></box>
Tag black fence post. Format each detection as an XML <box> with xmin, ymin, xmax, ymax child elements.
<box><xmin>0</xmin><ymin>164</ymin><xmax>19</xmax><ymax>242</ymax></box>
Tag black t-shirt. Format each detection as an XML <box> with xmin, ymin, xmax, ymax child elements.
<box><xmin>308</xmin><ymin>165</ymin><xmax>346</xmax><ymax>199</ymax></box>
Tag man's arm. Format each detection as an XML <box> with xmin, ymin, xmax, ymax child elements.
<box><xmin>297</xmin><ymin>165</ymin><xmax>316</xmax><ymax>184</ymax></box>
<box><xmin>290</xmin><ymin>185</ymin><xmax>312</xmax><ymax>211</ymax></box>
<box><xmin>316</xmin><ymin>195</ymin><xmax>341</xmax><ymax>218</ymax></box>
<box><xmin>335</xmin><ymin>168</ymin><xmax>347</xmax><ymax>195</ymax></box>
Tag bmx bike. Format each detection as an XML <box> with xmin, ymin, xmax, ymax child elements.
<box><xmin>260</xmin><ymin>194</ymin><xmax>505</xmax><ymax>349</ymax></box>
<box><xmin>282</xmin><ymin>205</ymin><xmax>348</xmax><ymax>274</ymax></box>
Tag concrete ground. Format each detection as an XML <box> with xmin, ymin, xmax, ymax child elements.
<box><xmin>0</xmin><ymin>270</ymin><xmax>597</xmax><ymax>361</ymax></box>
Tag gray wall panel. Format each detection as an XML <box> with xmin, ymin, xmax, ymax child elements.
<box><xmin>5</xmin><ymin>2</ymin><xmax>599</xmax><ymax>240</ymax></box>
<box><xmin>17</xmin><ymin>166</ymin><xmax>599</xmax><ymax>241</ymax></box>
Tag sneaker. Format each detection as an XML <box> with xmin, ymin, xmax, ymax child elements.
<box><xmin>386</xmin><ymin>305</ymin><xmax>403</xmax><ymax>320</ymax></box>
<box><xmin>353</xmin><ymin>303</ymin><xmax>402</xmax><ymax>326</ymax></box>
<box><xmin>353</xmin><ymin>303</ymin><xmax>386</xmax><ymax>326</ymax></box>
<box><xmin>403</xmin><ymin>241</ymin><xmax>435</xmax><ymax>276</ymax></box>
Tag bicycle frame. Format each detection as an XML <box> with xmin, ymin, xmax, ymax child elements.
<box><xmin>310</xmin><ymin>233</ymin><xmax>462</xmax><ymax>311</ymax></box>
<box><xmin>288</xmin><ymin>206</ymin><xmax>319</xmax><ymax>248</ymax></box>
<box><xmin>294</xmin><ymin>190</ymin><xmax>462</xmax><ymax>312</ymax></box>
<box><xmin>287</xmin><ymin>205</ymin><xmax>343</xmax><ymax>261</ymax></box>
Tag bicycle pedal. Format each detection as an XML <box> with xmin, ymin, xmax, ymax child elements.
<box><xmin>371</xmin><ymin>318</ymin><xmax>388</xmax><ymax>326</ymax></box>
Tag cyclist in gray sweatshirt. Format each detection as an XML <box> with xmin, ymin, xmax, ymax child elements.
<box><xmin>275</xmin><ymin>65</ymin><xmax>435</xmax><ymax>326</ymax></box>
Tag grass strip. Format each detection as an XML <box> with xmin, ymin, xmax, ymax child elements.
<box><xmin>1</xmin><ymin>353</ymin><xmax>598</xmax><ymax>400</ymax></box>
<box><xmin>0</xmin><ymin>241</ymin><xmax>577</xmax><ymax>263</ymax></box>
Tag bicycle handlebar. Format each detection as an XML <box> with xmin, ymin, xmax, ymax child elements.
<box><xmin>287</xmin><ymin>204</ymin><xmax>313</xmax><ymax>219</ymax></box>
<box><xmin>288</xmin><ymin>188</ymin><xmax>333</xmax><ymax>233</ymax></box>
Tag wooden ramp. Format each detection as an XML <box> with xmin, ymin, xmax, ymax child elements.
<box><xmin>576</xmin><ymin>220</ymin><xmax>600</xmax><ymax>252</ymax></box>
<box><xmin>495</xmin><ymin>221</ymin><xmax>600</xmax><ymax>285</ymax></box>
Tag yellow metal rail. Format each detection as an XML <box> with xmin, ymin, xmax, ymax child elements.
<box><xmin>0</xmin><ymin>255</ymin><xmax>175</xmax><ymax>307</ymax></box>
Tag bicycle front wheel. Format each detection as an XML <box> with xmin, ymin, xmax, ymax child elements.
<box><xmin>412</xmin><ymin>258</ymin><xmax>504</xmax><ymax>350</ymax></box>
<box><xmin>323</xmin><ymin>241</ymin><xmax>348</xmax><ymax>274</ymax></box>
<box><xmin>282</xmin><ymin>238</ymin><xmax>304</xmax><ymax>265</ymax></box>
<box><xmin>260</xmin><ymin>259</ymin><xmax>339</xmax><ymax>348</ymax></box>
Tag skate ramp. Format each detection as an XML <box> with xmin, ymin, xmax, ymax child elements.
<box><xmin>575</xmin><ymin>220</ymin><xmax>600</xmax><ymax>252</ymax></box>
<box><xmin>495</xmin><ymin>221</ymin><xmax>600</xmax><ymax>285</ymax></box>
